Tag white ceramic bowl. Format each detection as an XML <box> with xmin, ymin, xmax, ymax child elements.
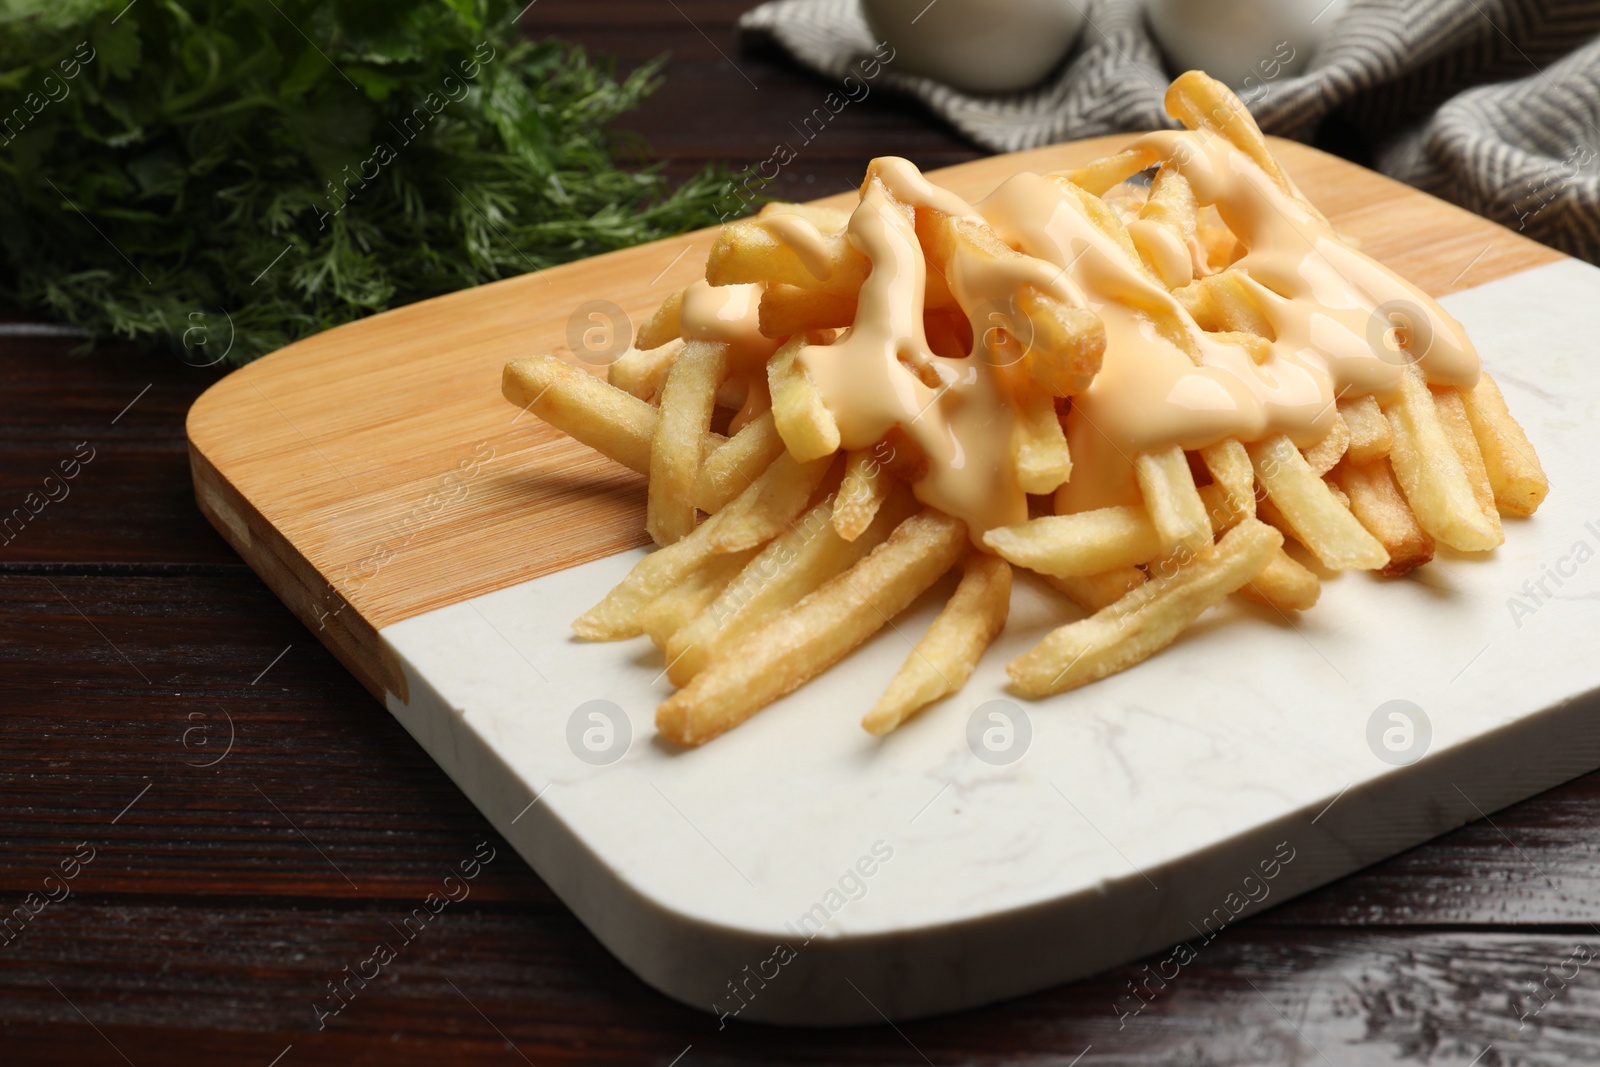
<box><xmin>860</xmin><ymin>0</ymin><xmax>1086</xmax><ymax>94</ymax></box>
<box><xmin>1144</xmin><ymin>0</ymin><xmax>1342</xmax><ymax>90</ymax></box>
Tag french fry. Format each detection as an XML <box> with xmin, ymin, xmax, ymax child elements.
<box><xmin>577</xmin><ymin>453</ymin><xmax>827</xmax><ymax>638</ymax></box>
<box><xmin>574</xmin><ymin>509</ymin><xmax>731</xmax><ymax>640</ymax></box>
<box><xmin>833</xmin><ymin>447</ymin><xmax>891</xmax><ymax>541</ymax></box>
<box><xmin>1239</xmin><ymin>545</ymin><xmax>1320</xmax><ymax>612</ymax></box>
<box><xmin>1432</xmin><ymin>386</ymin><xmax>1502</xmax><ymax>535</ymax></box>
<box><xmin>706</xmin><ymin>216</ymin><xmax>869</xmax><ymax>290</ymax></box>
<box><xmin>982</xmin><ymin>506</ymin><xmax>1164</xmax><ymax>577</ymax></box>
<box><xmin>1139</xmin><ymin>166</ymin><xmax>1198</xmax><ymax>246</ymax></box>
<box><xmin>1172</xmin><ymin>270</ymin><xmax>1273</xmax><ymax>339</ymax></box>
<box><xmin>609</xmin><ymin>339</ymin><xmax>681</xmax><ymax>400</ymax></box>
<box><xmin>1198</xmin><ymin>483</ymin><xmax>1248</xmax><ymax>534</ymax></box>
<box><xmin>503</xmin><ymin>355</ymin><xmax>720</xmax><ymax>476</ymax></box>
<box><xmin>667</xmin><ymin>487</ymin><xmax>918</xmax><ymax>685</ymax></box>
<box><xmin>1013</xmin><ymin>391</ymin><xmax>1072</xmax><ymax>495</ymax></box>
<box><xmin>1018</xmin><ymin>289</ymin><xmax>1106</xmax><ymax>397</ymax></box>
<box><xmin>1060</xmin><ymin>148</ymin><xmax>1153</xmax><ymax>196</ymax></box>
<box><xmin>1130</xmin><ymin>166</ymin><xmax>1198</xmax><ymax>287</ymax></box>
<box><xmin>1248</xmin><ymin>433</ymin><xmax>1389</xmax><ymax>570</ymax></box>
<box><xmin>1166</xmin><ymin>71</ymin><xmax>1290</xmax><ymax>199</ymax></box>
<box><xmin>1459</xmin><ymin>371</ymin><xmax>1549</xmax><ymax>516</ymax></box>
<box><xmin>1340</xmin><ymin>394</ymin><xmax>1392</xmax><ymax>463</ymax></box>
<box><xmin>1383</xmin><ymin>366</ymin><xmax>1502</xmax><ymax>552</ymax></box>
<box><xmin>760</xmin><ymin>284</ymin><xmax>857</xmax><ymax>337</ymax></box>
<box><xmin>1135</xmin><ymin>445</ymin><xmax>1213</xmax><ymax>557</ymax></box>
<box><xmin>1302</xmin><ymin>413</ymin><xmax>1350</xmax><ymax>476</ymax></box>
<box><xmin>758</xmin><ymin>201</ymin><xmax>852</xmax><ymax>233</ymax></box>
<box><xmin>637</xmin><ymin>287</ymin><xmax>684</xmax><ymax>350</ymax></box>
<box><xmin>1044</xmin><ymin>568</ymin><xmax>1148</xmax><ymax>613</ymax></box>
<box><xmin>708</xmin><ymin>450</ymin><xmax>834</xmax><ymax>552</ymax></box>
<box><xmin>1053</xmin><ymin>177</ymin><xmax>1148</xmax><ymax>277</ymax></box>
<box><xmin>656</xmin><ymin>509</ymin><xmax>968</xmax><ymax>747</ymax></box>
<box><xmin>1102</xmin><ymin>180</ymin><xmax>1151</xmax><ymax>224</ymax></box>
<box><xmin>1207</xmin><ymin>330</ymin><xmax>1273</xmax><ymax>365</ymax></box>
<box><xmin>694</xmin><ymin>410</ymin><xmax>786</xmax><ymax>514</ymax></box>
<box><xmin>1329</xmin><ymin>457</ymin><xmax>1435</xmax><ymax>576</ymax></box>
<box><xmin>1008</xmin><ymin>518</ymin><xmax>1282</xmax><ymax>698</ymax></box>
<box><xmin>638</xmin><ymin>549</ymin><xmax>756</xmax><ymax>650</ymax></box>
<box><xmin>769</xmin><ymin>336</ymin><xmax>842</xmax><ymax>462</ymax></box>
<box><xmin>1051</xmin><ymin>176</ymin><xmax>1205</xmax><ymax>365</ymax></box>
<box><xmin>1196</xmin><ymin>204</ymin><xmax>1241</xmax><ymax>273</ymax></box>
<box><xmin>920</xmin><ymin>212</ymin><xmax>1105</xmax><ymax>396</ymax></box>
<box><xmin>1200</xmin><ymin>437</ymin><xmax>1256</xmax><ymax>522</ymax></box>
<box><xmin>863</xmin><ymin>553</ymin><xmax>1012</xmax><ymax>735</ymax></box>
<box><xmin>648</xmin><ymin>340</ymin><xmax>726</xmax><ymax>545</ymax></box>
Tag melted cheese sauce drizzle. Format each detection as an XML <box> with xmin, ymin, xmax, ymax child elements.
<box><xmin>793</xmin><ymin>165</ymin><xmax>1035</xmax><ymax>533</ymax></box>
<box><xmin>679</xmin><ymin>279</ymin><xmax>776</xmax><ymax>366</ymax></box>
<box><xmin>682</xmin><ymin>140</ymin><xmax>1480</xmax><ymax>537</ymax></box>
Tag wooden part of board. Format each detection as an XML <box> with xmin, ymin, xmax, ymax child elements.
<box><xmin>185</xmin><ymin>136</ymin><xmax>1564</xmax><ymax>703</ymax></box>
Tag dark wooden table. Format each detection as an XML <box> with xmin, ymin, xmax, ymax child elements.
<box><xmin>5</xmin><ymin>2</ymin><xmax>1599</xmax><ymax>1063</ymax></box>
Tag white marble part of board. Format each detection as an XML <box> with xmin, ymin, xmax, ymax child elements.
<box><xmin>381</xmin><ymin>258</ymin><xmax>1600</xmax><ymax>1025</ymax></box>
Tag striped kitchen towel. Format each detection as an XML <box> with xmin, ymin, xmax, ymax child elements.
<box><xmin>740</xmin><ymin>0</ymin><xmax>1600</xmax><ymax>261</ymax></box>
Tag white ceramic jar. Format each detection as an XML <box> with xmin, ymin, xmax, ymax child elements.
<box><xmin>860</xmin><ymin>0</ymin><xmax>1086</xmax><ymax>94</ymax></box>
<box><xmin>1144</xmin><ymin>0</ymin><xmax>1343</xmax><ymax>91</ymax></box>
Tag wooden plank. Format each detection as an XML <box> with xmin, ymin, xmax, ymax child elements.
<box><xmin>185</xmin><ymin>137</ymin><xmax>1564</xmax><ymax>703</ymax></box>
<box><xmin>4</xmin><ymin>916</ymin><xmax>1599</xmax><ymax>1063</ymax></box>
<box><xmin>0</xmin><ymin>341</ymin><xmax>235</xmax><ymax>565</ymax></box>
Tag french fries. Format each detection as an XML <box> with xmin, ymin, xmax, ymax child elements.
<box><xmin>1329</xmin><ymin>457</ymin><xmax>1435</xmax><ymax>576</ymax></box>
<box><xmin>610</xmin><ymin>338</ymin><xmax>681</xmax><ymax>400</ymax></box>
<box><xmin>666</xmin><ymin>486</ymin><xmax>918</xmax><ymax>686</ymax></box>
<box><xmin>1173</xmin><ymin>270</ymin><xmax>1273</xmax><ymax>339</ymax></box>
<box><xmin>768</xmin><ymin>337</ymin><xmax>842</xmax><ymax>463</ymax></box>
<box><xmin>1240</xmin><ymin>546</ymin><xmax>1320</xmax><ymax>612</ymax></box>
<box><xmin>1384</xmin><ymin>366</ymin><xmax>1503</xmax><ymax>552</ymax></box>
<box><xmin>1248</xmin><ymin>434</ymin><xmax>1389</xmax><ymax>570</ymax></box>
<box><xmin>1302</xmin><ymin>414</ymin><xmax>1350</xmax><ymax>476</ymax></box>
<box><xmin>1135</xmin><ymin>445</ymin><xmax>1212</xmax><ymax>557</ymax></box>
<box><xmin>657</xmin><ymin>510</ymin><xmax>967</xmax><ymax>747</ymax></box>
<box><xmin>1340</xmin><ymin>394</ymin><xmax>1392</xmax><ymax>464</ymax></box>
<box><xmin>637</xmin><ymin>288</ymin><xmax>684</xmax><ymax>350</ymax></box>
<box><xmin>983</xmin><ymin>507</ymin><xmax>1164</xmax><ymax>578</ymax></box>
<box><xmin>695</xmin><ymin>411</ymin><xmax>786</xmax><ymax>513</ymax></box>
<box><xmin>707</xmin><ymin>216</ymin><xmax>869</xmax><ymax>291</ymax></box>
<box><xmin>505</xmin><ymin>70</ymin><xmax>1548</xmax><ymax>748</ymax></box>
<box><xmin>864</xmin><ymin>552</ymin><xmax>1012</xmax><ymax>735</ymax></box>
<box><xmin>638</xmin><ymin>549</ymin><xmax>756</xmax><ymax>650</ymax></box>
<box><xmin>833</xmin><ymin>447</ymin><xmax>892</xmax><ymax>541</ymax></box>
<box><xmin>1013</xmin><ymin>391</ymin><xmax>1073</xmax><ymax>495</ymax></box>
<box><xmin>1432</xmin><ymin>386</ymin><xmax>1502</xmax><ymax>535</ymax></box>
<box><xmin>1008</xmin><ymin>519</ymin><xmax>1282</xmax><ymax>698</ymax></box>
<box><xmin>1460</xmin><ymin>371</ymin><xmax>1548</xmax><ymax>516</ymax></box>
<box><xmin>1200</xmin><ymin>437</ymin><xmax>1256</xmax><ymax>523</ymax></box>
<box><xmin>1045</xmin><ymin>568</ymin><xmax>1148</xmax><ymax>613</ymax></box>
<box><xmin>709</xmin><ymin>451</ymin><xmax>833</xmax><ymax>553</ymax></box>
<box><xmin>648</xmin><ymin>340</ymin><xmax>725</xmax><ymax>545</ymax></box>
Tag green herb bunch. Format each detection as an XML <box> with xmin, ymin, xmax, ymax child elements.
<box><xmin>0</xmin><ymin>0</ymin><xmax>731</xmax><ymax>363</ymax></box>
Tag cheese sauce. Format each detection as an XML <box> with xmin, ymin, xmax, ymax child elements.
<box><xmin>682</xmin><ymin>137</ymin><xmax>1480</xmax><ymax>537</ymax></box>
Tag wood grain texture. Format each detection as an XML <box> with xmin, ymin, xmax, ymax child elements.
<box><xmin>185</xmin><ymin>138</ymin><xmax>1564</xmax><ymax>704</ymax></box>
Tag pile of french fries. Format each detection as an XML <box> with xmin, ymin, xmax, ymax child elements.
<box><xmin>503</xmin><ymin>71</ymin><xmax>1548</xmax><ymax>749</ymax></box>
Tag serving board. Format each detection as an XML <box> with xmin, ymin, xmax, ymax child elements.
<box><xmin>187</xmin><ymin>138</ymin><xmax>1600</xmax><ymax>1024</ymax></box>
